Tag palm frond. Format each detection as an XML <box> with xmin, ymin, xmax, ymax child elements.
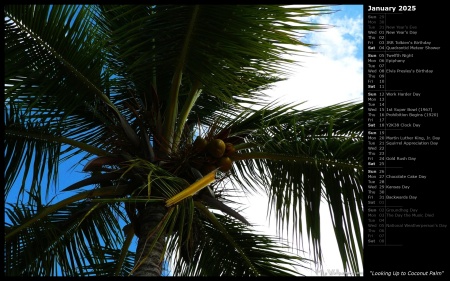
<box><xmin>169</xmin><ymin>211</ymin><xmax>311</xmax><ymax>276</ymax></box>
<box><xmin>5</xmin><ymin>5</ymin><xmax>107</xmax><ymax>118</ymax></box>
<box><xmin>4</xmin><ymin>5</ymin><xmax>122</xmax><ymax>198</ymax></box>
<box><xmin>95</xmin><ymin>5</ymin><xmax>332</xmax><ymax>150</ymax></box>
<box><xmin>4</xmin><ymin>103</ymin><xmax>61</xmax><ymax>199</ymax></box>
<box><xmin>226</xmin><ymin>102</ymin><xmax>363</xmax><ymax>273</ymax></box>
<box><xmin>79</xmin><ymin>246</ymin><xmax>135</xmax><ymax>276</ymax></box>
<box><xmin>5</xmin><ymin>200</ymin><xmax>132</xmax><ymax>276</ymax></box>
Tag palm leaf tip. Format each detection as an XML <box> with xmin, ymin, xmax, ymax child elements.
<box><xmin>61</xmin><ymin>173</ymin><xmax>121</xmax><ymax>192</ymax></box>
<box><xmin>82</xmin><ymin>155</ymin><xmax>126</xmax><ymax>172</ymax></box>
<box><xmin>165</xmin><ymin>170</ymin><xmax>217</xmax><ymax>207</ymax></box>
<box><xmin>200</xmin><ymin>195</ymin><xmax>251</xmax><ymax>226</ymax></box>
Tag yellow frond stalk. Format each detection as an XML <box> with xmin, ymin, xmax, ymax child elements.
<box><xmin>165</xmin><ymin>169</ymin><xmax>217</xmax><ymax>207</ymax></box>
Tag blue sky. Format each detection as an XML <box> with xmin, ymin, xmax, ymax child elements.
<box><xmin>5</xmin><ymin>5</ymin><xmax>363</xmax><ymax>276</ymax></box>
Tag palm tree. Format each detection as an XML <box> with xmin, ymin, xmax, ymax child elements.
<box><xmin>4</xmin><ymin>5</ymin><xmax>363</xmax><ymax>276</ymax></box>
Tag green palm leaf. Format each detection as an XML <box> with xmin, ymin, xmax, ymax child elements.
<box><xmin>224</xmin><ymin>102</ymin><xmax>363</xmax><ymax>273</ymax></box>
<box><xmin>167</xmin><ymin>204</ymin><xmax>311</xmax><ymax>276</ymax></box>
<box><xmin>5</xmin><ymin>199</ymin><xmax>132</xmax><ymax>276</ymax></box>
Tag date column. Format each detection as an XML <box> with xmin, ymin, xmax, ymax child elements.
<box><xmin>366</xmin><ymin>12</ymin><xmax>386</xmax><ymax>246</ymax></box>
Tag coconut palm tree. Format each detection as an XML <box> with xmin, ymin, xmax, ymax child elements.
<box><xmin>4</xmin><ymin>5</ymin><xmax>363</xmax><ymax>276</ymax></box>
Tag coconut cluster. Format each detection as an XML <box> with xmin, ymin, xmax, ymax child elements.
<box><xmin>192</xmin><ymin>136</ymin><xmax>235</xmax><ymax>174</ymax></box>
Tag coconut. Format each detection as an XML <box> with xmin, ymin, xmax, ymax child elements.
<box><xmin>217</xmin><ymin>156</ymin><xmax>233</xmax><ymax>172</ymax></box>
<box><xmin>193</xmin><ymin>136</ymin><xmax>208</xmax><ymax>152</ymax></box>
<box><xmin>224</xmin><ymin>142</ymin><xmax>235</xmax><ymax>156</ymax></box>
<box><xmin>206</xmin><ymin>139</ymin><xmax>226</xmax><ymax>158</ymax></box>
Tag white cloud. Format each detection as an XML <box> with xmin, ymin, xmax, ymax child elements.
<box><xmin>263</xmin><ymin>10</ymin><xmax>363</xmax><ymax>110</ymax></box>
<box><xmin>311</xmin><ymin>13</ymin><xmax>363</xmax><ymax>58</ymax></box>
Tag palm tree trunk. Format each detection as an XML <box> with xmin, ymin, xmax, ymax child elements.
<box><xmin>133</xmin><ymin>203</ymin><xmax>166</xmax><ymax>276</ymax></box>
